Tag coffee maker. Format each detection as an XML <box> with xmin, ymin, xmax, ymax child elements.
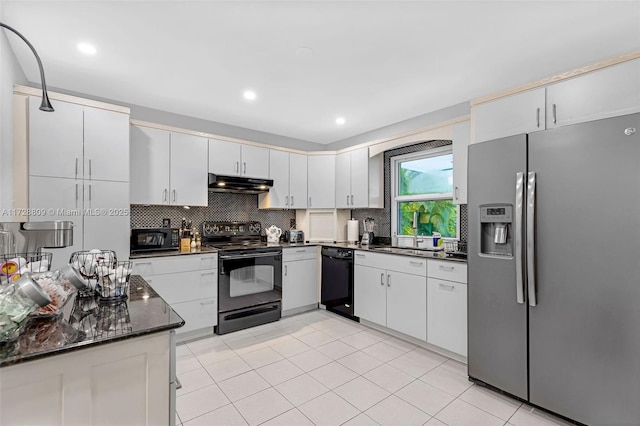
<box><xmin>361</xmin><ymin>218</ymin><xmax>375</xmax><ymax>245</ymax></box>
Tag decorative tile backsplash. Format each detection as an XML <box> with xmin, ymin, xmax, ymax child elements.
<box><xmin>130</xmin><ymin>192</ymin><xmax>296</xmax><ymax>233</ymax></box>
<box><xmin>351</xmin><ymin>140</ymin><xmax>468</xmax><ymax>242</ymax></box>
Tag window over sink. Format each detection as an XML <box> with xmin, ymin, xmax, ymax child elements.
<box><xmin>391</xmin><ymin>147</ymin><xmax>458</xmax><ymax>242</ymax></box>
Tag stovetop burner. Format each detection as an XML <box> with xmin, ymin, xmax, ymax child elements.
<box><xmin>201</xmin><ymin>221</ymin><xmax>276</xmax><ymax>252</ymax></box>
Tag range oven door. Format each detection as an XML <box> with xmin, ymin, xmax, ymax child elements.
<box><xmin>217</xmin><ymin>249</ymin><xmax>282</xmax><ymax>334</ymax></box>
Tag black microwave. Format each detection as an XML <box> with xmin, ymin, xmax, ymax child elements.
<box><xmin>130</xmin><ymin>228</ymin><xmax>180</xmax><ymax>253</ymax></box>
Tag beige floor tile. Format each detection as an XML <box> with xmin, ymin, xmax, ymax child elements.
<box><xmin>239</xmin><ymin>346</ymin><xmax>284</xmax><ymax>369</ymax></box>
<box><xmin>310</xmin><ymin>317</ymin><xmax>343</xmax><ymax>330</ymax></box>
<box><xmin>322</xmin><ymin>323</ymin><xmax>363</xmax><ymax>339</ymax></box>
<box><xmin>435</xmin><ymin>399</ymin><xmax>504</xmax><ymax>426</ymax></box>
<box><xmin>177</xmin><ymin>354</ymin><xmax>202</xmax><ymax>375</ymax></box>
<box><xmin>459</xmin><ymin>385</ymin><xmax>521</xmax><ymax>421</ymax></box>
<box><xmin>260</xmin><ymin>408</ymin><xmax>314</xmax><ymax>426</ymax></box>
<box><xmin>176</xmin><ymin>366</ymin><xmax>215</xmax><ymax>396</ymax></box>
<box><xmin>308</xmin><ymin>361</ymin><xmax>359</xmax><ymax>389</ymax></box>
<box><xmin>424</xmin><ymin>418</ymin><xmax>447</xmax><ymax>426</ymax></box>
<box><xmin>509</xmin><ymin>404</ymin><xmax>576</xmax><ymax>426</ymax></box>
<box><xmin>342</xmin><ymin>413</ymin><xmax>382</xmax><ymax>426</ymax></box>
<box><xmin>176</xmin><ymin>343</ymin><xmax>193</xmax><ymax>358</ymax></box>
<box><xmin>275</xmin><ymin>373</ymin><xmax>330</xmax><ymax>406</ymax></box>
<box><xmin>288</xmin><ymin>348</ymin><xmax>333</xmax><ymax>371</ymax></box>
<box><xmin>363</xmin><ymin>363</ymin><xmax>415</xmax><ymax>393</ymax></box>
<box><xmin>194</xmin><ymin>345</ymin><xmax>237</xmax><ymax>367</ymax></box>
<box><xmin>217</xmin><ymin>371</ymin><xmax>270</xmax><ymax>402</ymax></box>
<box><xmin>316</xmin><ymin>340</ymin><xmax>358</xmax><ymax>360</ymax></box>
<box><xmin>389</xmin><ymin>348</ymin><xmax>448</xmax><ymax>377</ymax></box>
<box><xmin>365</xmin><ymin>395</ymin><xmax>431</xmax><ymax>426</ymax></box>
<box><xmin>298</xmin><ymin>330</ymin><xmax>336</xmax><ymax>347</ymax></box>
<box><xmin>440</xmin><ymin>359</ymin><xmax>468</xmax><ymax>378</ymax></box>
<box><xmin>183</xmin><ymin>403</ymin><xmax>248</xmax><ymax>426</ymax></box>
<box><xmin>176</xmin><ymin>384</ymin><xmax>230</xmax><ymax>422</ymax></box>
<box><xmin>338</xmin><ymin>351</ymin><xmax>384</xmax><ymax>375</ymax></box>
<box><xmin>383</xmin><ymin>336</ymin><xmax>418</xmax><ymax>353</ymax></box>
<box><xmin>289</xmin><ymin>324</ymin><xmax>321</xmax><ymax>338</ymax></box>
<box><xmin>185</xmin><ymin>336</ymin><xmax>227</xmax><ymax>354</ymax></box>
<box><xmin>255</xmin><ymin>358</ymin><xmax>305</xmax><ymax>386</ymax></box>
<box><xmin>298</xmin><ymin>391</ymin><xmax>360</xmax><ymax>426</ymax></box>
<box><xmin>420</xmin><ymin>365</ymin><xmax>473</xmax><ymax>397</ymax></box>
<box><xmin>395</xmin><ymin>380</ymin><xmax>456</xmax><ymax>416</ymax></box>
<box><xmin>334</xmin><ymin>376</ymin><xmax>391</xmax><ymax>411</ymax></box>
<box><xmin>233</xmin><ymin>388</ymin><xmax>294</xmax><ymax>426</ymax></box>
<box><xmin>270</xmin><ymin>337</ymin><xmax>312</xmax><ymax>358</ymax></box>
<box><xmin>340</xmin><ymin>330</ymin><xmax>385</xmax><ymax>350</ymax></box>
<box><xmin>361</xmin><ymin>341</ymin><xmax>406</xmax><ymax>362</ymax></box>
<box><xmin>204</xmin><ymin>355</ymin><xmax>252</xmax><ymax>382</ymax></box>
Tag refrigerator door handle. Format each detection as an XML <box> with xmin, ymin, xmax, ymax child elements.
<box><xmin>515</xmin><ymin>172</ymin><xmax>525</xmax><ymax>304</ymax></box>
<box><xmin>527</xmin><ymin>171</ymin><xmax>537</xmax><ymax>307</ymax></box>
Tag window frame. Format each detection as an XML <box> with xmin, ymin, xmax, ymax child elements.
<box><xmin>390</xmin><ymin>147</ymin><xmax>460</xmax><ymax>244</ymax></box>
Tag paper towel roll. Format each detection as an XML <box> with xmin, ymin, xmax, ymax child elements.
<box><xmin>347</xmin><ymin>219</ymin><xmax>359</xmax><ymax>243</ymax></box>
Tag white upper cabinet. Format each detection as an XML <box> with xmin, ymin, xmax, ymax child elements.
<box><xmin>83</xmin><ymin>180</ymin><xmax>130</xmax><ymax>259</ymax></box>
<box><xmin>29</xmin><ymin>97</ymin><xmax>84</xmax><ymax>179</ymax></box>
<box><xmin>546</xmin><ymin>59</ymin><xmax>640</xmax><ymax>128</ymax></box>
<box><xmin>83</xmin><ymin>107</ymin><xmax>130</xmax><ymax>182</ymax></box>
<box><xmin>259</xmin><ymin>150</ymin><xmax>308</xmax><ymax>209</ymax></box>
<box><xmin>307</xmin><ymin>154</ymin><xmax>336</xmax><ymax>208</ymax></box>
<box><xmin>335</xmin><ymin>147</ymin><xmax>369</xmax><ymax>209</ymax></box>
<box><xmin>130</xmin><ymin>126</ymin><xmax>171</xmax><ymax>205</ymax></box>
<box><xmin>208</xmin><ymin>138</ymin><xmax>269</xmax><ymax>179</ymax></box>
<box><xmin>130</xmin><ymin>126</ymin><xmax>208</xmax><ymax>206</ymax></box>
<box><xmin>474</xmin><ymin>88</ymin><xmax>546</xmax><ymax>143</ymax></box>
<box><xmin>169</xmin><ymin>132</ymin><xmax>208</xmax><ymax>206</ymax></box>
<box><xmin>452</xmin><ymin>120</ymin><xmax>470</xmax><ymax>205</ymax></box>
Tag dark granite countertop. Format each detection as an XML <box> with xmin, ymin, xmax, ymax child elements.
<box><xmin>130</xmin><ymin>246</ymin><xmax>220</xmax><ymax>259</ymax></box>
<box><xmin>0</xmin><ymin>275</ymin><xmax>184</xmax><ymax>367</ymax></box>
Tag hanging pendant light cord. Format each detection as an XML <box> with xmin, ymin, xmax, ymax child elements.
<box><xmin>0</xmin><ymin>21</ymin><xmax>54</xmax><ymax>111</ymax></box>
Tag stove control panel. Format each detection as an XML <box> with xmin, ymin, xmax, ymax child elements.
<box><xmin>202</xmin><ymin>221</ymin><xmax>262</xmax><ymax>237</ymax></box>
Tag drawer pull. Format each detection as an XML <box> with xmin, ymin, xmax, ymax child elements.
<box><xmin>438</xmin><ymin>265</ymin><xmax>455</xmax><ymax>272</ymax></box>
<box><xmin>296</xmin><ymin>249</ymin><xmax>307</xmax><ymax>253</ymax></box>
<box><xmin>380</xmin><ymin>273</ymin><xmax>384</xmax><ymax>286</ymax></box>
<box><xmin>439</xmin><ymin>283</ymin><xmax>455</xmax><ymax>291</ymax></box>
<box><xmin>200</xmin><ymin>300</ymin><xmax>216</xmax><ymax>306</ymax></box>
<box><xmin>356</xmin><ymin>253</ymin><xmax>365</xmax><ymax>257</ymax></box>
<box><xmin>409</xmin><ymin>261</ymin><xmax>424</xmax><ymax>266</ymax></box>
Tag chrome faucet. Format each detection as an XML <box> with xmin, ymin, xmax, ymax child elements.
<box><xmin>412</xmin><ymin>212</ymin><xmax>424</xmax><ymax>248</ymax></box>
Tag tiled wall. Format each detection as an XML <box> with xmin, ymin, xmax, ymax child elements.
<box><xmin>351</xmin><ymin>140</ymin><xmax>468</xmax><ymax>242</ymax></box>
<box><xmin>130</xmin><ymin>192</ymin><xmax>296</xmax><ymax>232</ymax></box>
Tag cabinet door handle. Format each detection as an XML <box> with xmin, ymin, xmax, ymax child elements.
<box><xmin>235</xmin><ymin>161</ymin><xmax>239</xmax><ymax>173</ymax></box>
<box><xmin>284</xmin><ymin>265</ymin><xmax>288</xmax><ymax>276</ymax></box>
<box><xmin>291</xmin><ymin>196</ymin><xmax>294</xmax><ymax>206</ymax></box>
<box><xmin>387</xmin><ymin>274</ymin><xmax>391</xmax><ymax>287</ymax></box>
<box><xmin>285</xmin><ymin>195</ymin><xmax>289</xmax><ymax>206</ymax></box>
<box><xmin>89</xmin><ymin>159</ymin><xmax>92</xmax><ymax>179</ymax></box>
<box><xmin>163</xmin><ymin>189</ymin><xmax>168</xmax><ymax>202</ymax></box>
<box><xmin>409</xmin><ymin>261</ymin><xmax>423</xmax><ymax>266</ymax></box>
<box><xmin>380</xmin><ymin>272</ymin><xmax>384</xmax><ymax>286</ymax></box>
<box><xmin>200</xmin><ymin>300</ymin><xmax>216</xmax><ymax>306</ymax></box>
<box><xmin>172</xmin><ymin>189</ymin><xmax>176</xmax><ymax>202</ymax></box>
<box><xmin>296</xmin><ymin>249</ymin><xmax>306</xmax><ymax>253</ymax></box>
<box><xmin>88</xmin><ymin>184</ymin><xmax>92</xmax><ymax>202</ymax></box>
<box><xmin>439</xmin><ymin>283</ymin><xmax>455</xmax><ymax>291</ymax></box>
<box><xmin>75</xmin><ymin>158</ymin><xmax>79</xmax><ymax>179</ymax></box>
<box><xmin>355</xmin><ymin>253</ymin><xmax>365</xmax><ymax>257</ymax></box>
<box><xmin>75</xmin><ymin>184</ymin><xmax>79</xmax><ymax>208</ymax></box>
<box><xmin>438</xmin><ymin>265</ymin><xmax>455</xmax><ymax>272</ymax></box>
<box><xmin>346</xmin><ymin>195</ymin><xmax>350</xmax><ymax>206</ymax></box>
<box><xmin>243</xmin><ymin>162</ymin><xmax>247</xmax><ymax>174</ymax></box>
<box><xmin>552</xmin><ymin>103</ymin><xmax>557</xmax><ymax>125</ymax></box>
<box><xmin>536</xmin><ymin>107</ymin><xmax>541</xmax><ymax>128</ymax></box>
<box><xmin>309</xmin><ymin>197</ymin><xmax>312</xmax><ymax>207</ymax></box>
<box><xmin>351</xmin><ymin>195</ymin><xmax>354</xmax><ymax>205</ymax></box>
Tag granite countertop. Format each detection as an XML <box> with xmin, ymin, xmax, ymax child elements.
<box><xmin>0</xmin><ymin>276</ymin><xmax>184</xmax><ymax>367</ymax></box>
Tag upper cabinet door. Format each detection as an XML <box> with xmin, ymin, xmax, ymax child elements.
<box><xmin>29</xmin><ymin>97</ymin><xmax>83</xmax><ymax>179</ymax></box>
<box><xmin>289</xmin><ymin>153</ymin><xmax>307</xmax><ymax>209</ymax></box>
<box><xmin>169</xmin><ymin>133</ymin><xmax>208</xmax><ymax>207</ymax></box>
<box><xmin>335</xmin><ymin>152</ymin><xmax>351</xmax><ymax>209</ymax></box>
<box><xmin>241</xmin><ymin>145</ymin><xmax>269</xmax><ymax>179</ymax></box>
<box><xmin>546</xmin><ymin>59</ymin><xmax>640</xmax><ymax>129</ymax></box>
<box><xmin>474</xmin><ymin>88</ymin><xmax>546</xmax><ymax>143</ymax></box>
<box><xmin>130</xmin><ymin>126</ymin><xmax>170</xmax><ymax>205</ymax></box>
<box><xmin>209</xmin><ymin>139</ymin><xmax>241</xmax><ymax>175</ymax></box>
<box><xmin>84</xmin><ymin>108</ymin><xmax>130</xmax><ymax>182</ymax></box>
<box><xmin>452</xmin><ymin>120</ymin><xmax>470</xmax><ymax>205</ymax></box>
<box><xmin>307</xmin><ymin>155</ymin><xmax>335</xmax><ymax>208</ymax></box>
<box><xmin>83</xmin><ymin>180</ymin><xmax>130</xmax><ymax>259</ymax></box>
<box><xmin>260</xmin><ymin>149</ymin><xmax>289</xmax><ymax>209</ymax></box>
<box><xmin>349</xmin><ymin>148</ymin><xmax>369</xmax><ymax>208</ymax></box>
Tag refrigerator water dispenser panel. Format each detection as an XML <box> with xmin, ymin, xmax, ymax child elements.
<box><xmin>480</xmin><ymin>205</ymin><xmax>513</xmax><ymax>257</ymax></box>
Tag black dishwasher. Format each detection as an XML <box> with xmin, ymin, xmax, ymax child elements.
<box><xmin>321</xmin><ymin>247</ymin><xmax>359</xmax><ymax>322</ymax></box>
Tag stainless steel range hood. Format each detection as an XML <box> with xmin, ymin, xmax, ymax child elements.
<box><xmin>208</xmin><ymin>173</ymin><xmax>273</xmax><ymax>194</ymax></box>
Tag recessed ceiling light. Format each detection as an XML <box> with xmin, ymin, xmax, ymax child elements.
<box><xmin>243</xmin><ymin>90</ymin><xmax>257</xmax><ymax>101</ymax></box>
<box><xmin>336</xmin><ymin>117</ymin><xmax>346</xmax><ymax>125</ymax></box>
<box><xmin>77</xmin><ymin>43</ymin><xmax>97</xmax><ymax>55</ymax></box>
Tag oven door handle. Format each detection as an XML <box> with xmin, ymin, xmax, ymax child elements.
<box><xmin>220</xmin><ymin>252</ymin><xmax>281</xmax><ymax>260</ymax></box>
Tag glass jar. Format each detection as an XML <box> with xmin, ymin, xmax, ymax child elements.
<box><xmin>0</xmin><ymin>274</ymin><xmax>52</xmax><ymax>342</ymax></box>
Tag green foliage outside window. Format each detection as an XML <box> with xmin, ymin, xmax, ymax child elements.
<box><xmin>398</xmin><ymin>200</ymin><xmax>457</xmax><ymax>238</ymax></box>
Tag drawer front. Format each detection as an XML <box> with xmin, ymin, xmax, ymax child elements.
<box><xmin>428</xmin><ymin>259</ymin><xmax>467</xmax><ymax>283</ymax></box>
<box><xmin>144</xmin><ymin>269</ymin><xmax>217</xmax><ymax>304</ymax></box>
<box><xmin>355</xmin><ymin>251</ymin><xmax>426</xmax><ymax>276</ymax></box>
<box><xmin>283</xmin><ymin>246</ymin><xmax>317</xmax><ymax>262</ymax></box>
<box><xmin>132</xmin><ymin>254</ymin><xmax>218</xmax><ymax>275</ymax></box>
<box><xmin>172</xmin><ymin>297</ymin><xmax>217</xmax><ymax>334</ymax></box>
<box><xmin>427</xmin><ymin>278</ymin><xmax>467</xmax><ymax>356</ymax></box>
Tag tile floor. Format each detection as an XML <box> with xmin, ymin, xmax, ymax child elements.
<box><xmin>176</xmin><ymin>309</ymin><xmax>573</xmax><ymax>426</ymax></box>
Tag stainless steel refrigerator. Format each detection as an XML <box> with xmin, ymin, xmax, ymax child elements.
<box><xmin>467</xmin><ymin>113</ymin><xmax>640</xmax><ymax>425</ymax></box>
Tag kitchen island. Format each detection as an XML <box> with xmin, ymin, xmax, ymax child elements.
<box><xmin>0</xmin><ymin>276</ymin><xmax>184</xmax><ymax>426</ymax></box>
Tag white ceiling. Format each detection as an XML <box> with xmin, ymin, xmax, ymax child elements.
<box><xmin>2</xmin><ymin>1</ymin><xmax>639</xmax><ymax>145</ymax></box>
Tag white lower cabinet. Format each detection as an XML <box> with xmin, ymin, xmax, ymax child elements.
<box><xmin>354</xmin><ymin>251</ymin><xmax>427</xmax><ymax>341</ymax></box>
<box><xmin>427</xmin><ymin>260</ymin><xmax>467</xmax><ymax>357</ymax></box>
<box><xmin>132</xmin><ymin>254</ymin><xmax>218</xmax><ymax>340</ymax></box>
<box><xmin>282</xmin><ymin>247</ymin><xmax>318</xmax><ymax>314</ymax></box>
